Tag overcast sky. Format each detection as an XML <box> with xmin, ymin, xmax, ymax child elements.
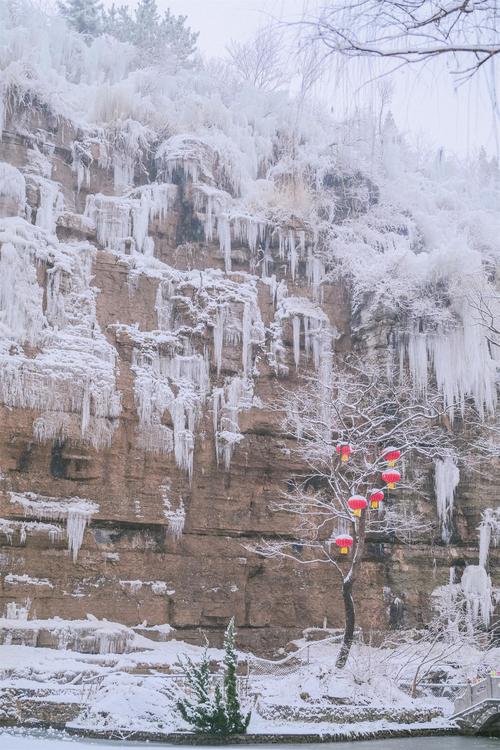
<box><xmin>102</xmin><ymin>0</ymin><xmax>499</xmax><ymax>158</ymax></box>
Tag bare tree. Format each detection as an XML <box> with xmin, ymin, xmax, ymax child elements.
<box><xmin>300</xmin><ymin>0</ymin><xmax>500</xmax><ymax>81</ymax></box>
<box><xmin>253</xmin><ymin>353</ymin><xmax>471</xmax><ymax>669</ymax></box>
<box><xmin>381</xmin><ymin>580</ymin><xmax>498</xmax><ymax>696</ymax></box>
<box><xmin>226</xmin><ymin>26</ymin><xmax>288</xmax><ymax>91</ymax></box>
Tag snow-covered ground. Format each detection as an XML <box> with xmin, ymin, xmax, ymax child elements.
<box><xmin>1</xmin><ymin>623</ymin><xmax>498</xmax><ymax>737</ymax></box>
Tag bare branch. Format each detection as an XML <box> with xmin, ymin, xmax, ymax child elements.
<box><xmin>296</xmin><ymin>0</ymin><xmax>500</xmax><ymax>80</ymax></box>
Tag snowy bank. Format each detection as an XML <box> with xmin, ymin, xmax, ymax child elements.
<box><xmin>1</xmin><ymin>624</ymin><xmax>496</xmax><ymax>739</ymax></box>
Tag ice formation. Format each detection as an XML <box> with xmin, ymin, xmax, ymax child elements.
<box><xmin>0</xmin><ymin>614</ymin><xmax>136</xmax><ymax>654</ymax></box>
<box><xmin>271</xmin><ymin>296</ymin><xmax>332</xmax><ymax>374</ymax></box>
<box><xmin>85</xmin><ymin>183</ymin><xmax>176</xmax><ymax>256</ymax></box>
<box><xmin>9</xmin><ymin>492</ymin><xmax>99</xmax><ymax>562</ymax></box>
<box><xmin>116</xmin><ymin>263</ymin><xmax>266</xmax><ymax>474</ymax></box>
<box><xmin>0</xmin><ymin>0</ymin><xmax>498</xmax><ymax>651</ymax></box>
<box><xmin>0</xmin><ymin>218</ymin><xmax>121</xmax><ymax>447</ymax></box>
<box><xmin>461</xmin><ymin>564</ymin><xmax>493</xmax><ymax>628</ymax></box>
<box><xmin>120</xmin><ymin>579</ymin><xmax>170</xmax><ymax>595</ymax></box>
<box><xmin>4</xmin><ymin>600</ymin><xmax>31</xmax><ymax>621</ymax></box>
<box><xmin>161</xmin><ymin>483</ymin><xmax>186</xmax><ymax>540</ymax></box>
<box><xmin>434</xmin><ymin>456</ymin><xmax>460</xmax><ymax>543</ymax></box>
<box><xmin>478</xmin><ymin>507</ymin><xmax>500</xmax><ymax>567</ymax></box>
<box><xmin>131</xmin><ymin>332</ymin><xmax>210</xmax><ymax>480</ymax></box>
<box><xmin>402</xmin><ymin>309</ymin><xmax>498</xmax><ymax>421</ymax></box>
<box><xmin>4</xmin><ymin>574</ymin><xmax>53</xmax><ymax>588</ymax></box>
<box><xmin>0</xmin><ymin>162</ymin><xmax>26</xmax><ymax>214</ymax></box>
<box><xmin>213</xmin><ymin>377</ymin><xmax>255</xmax><ymax>470</ymax></box>
<box><xmin>0</xmin><ymin>518</ymin><xmax>63</xmax><ymax>545</ymax></box>
<box><xmin>32</xmin><ymin>176</ymin><xmax>64</xmax><ymax>233</ymax></box>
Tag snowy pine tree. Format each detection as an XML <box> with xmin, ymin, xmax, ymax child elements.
<box><xmin>177</xmin><ymin>621</ymin><xmax>250</xmax><ymax>735</ymax></box>
<box><xmin>176</xmin><ymin>650</ymin><xmax>229</xmax><ymax>735</ymax></box>
<box><xmin>133</xmin><ymin>0</ymin><xmax>160</xmax><ymax>54</ymax></box>
<box><xmin>158</xmin><ymin>8</ymin><xmax>199</xmax><ymax>66</ymax></box>
<box><xmin>101</xmin><ymin>3</ymin><xmax>133</xmax><ymax>43</ymax></box>
<box><xmin>101</xmin><ymin>0</ymin><xmax>198</xmax><ymax>67</ymax></box>
<box><xmin>58</xmin><ymin>0</ymin><xmax>103</xmax><ymax>37</ymax></box>
<box><xmin>224</xmin><ymin>618</ymin><xmax>251</xmax><ymax>734</ymax></box>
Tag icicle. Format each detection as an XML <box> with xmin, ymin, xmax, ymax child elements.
<box><xmin>9</xmin><ymin>492</ymin><xmax>98</xmax><ymax>562</ymax></box>
<box><xmin>406</xmin><ymin>332</ymin><xmax>429</xmax><ymax>396</ymax></box>
<box><xmin>242</xmin><ymin>302</ymin><xmax>252</xmax><ymax>374</ymax></box>
<box><xmin>306</xmin><ymin>246</ymin><xmax>324</xmax><ymax>301</ymax></box>
<box><xmin>478</xmin><ymin>508</ymin><xmax>500</xmax><ymax>567</ymax></box>
<box><xmin>33</xmin><ymin>412</ymin><xmax>116</xmax><ymax>450</ymax></box>
<box><xmin>66</xmin><ymin>509</ymin><xmax>92</xmax><ymax>563</ymax></box>
<box><xmin>289</xmin><ymin>230</ymin><xmax>297</xmax><ymax>280</ymax></box>
<box><xmin>155</xmin><ymin>278</ymin><xmax>175</xmax><ymax>330</ymax></box>
<box><xmin>4</xmin><ymin>600</ymin><xmax>31</xmax><ymax>621</ymax></box>
<box><xmin>303</xmin><ymin>316</ymin><xmax>310</xmax><ymax>359</ymax></box>
<box><xmin>403</xmin><ymin>305</ymin><xmax>497</xmax><ymax>421</ymax></box>
<box><xmin>0</xmin><ymin>241</ymin><xmax>45</xmax><ymax>344</ymax></box>
<box><xmin>434</xmin><ymin>456</ymin><xmax>460</xmax><ymax>544</ymax></box>
<box><xmin>34</xmin><ymin>178</ymin><xmax>64</xmax><ymax>234</ymax></box>
<box><xmin>218</xmin><ymin>215</ymin><xmax>232</xmax><ymax>272</ymax></box>
<box><xmin>85</xmin><ymin>194</ymin><xmax>131</xmax><ymax>251</ymax></box>
<box><xmin>214</xmin><ymin>376</ymin><xmax>254</xmax><ymax>470</ymax></box>
<box><xmin>136</xmin><ymin>422</ymin><xmax>174</xmax><ymax>454</ymax></box>
<box><xmin>292</xmin><ymin>316</ymin><xmax>301</xmax><ymax>368</ymax></box>
<box><xmin>0</xmin><ymin>162</ymin><xmax>26</xmax><ymax>215</ymax></box>
<box><xmin>113</xmin><ymin>152</ymin><xmax>134</xmax><ymax>192</ymax></box>
<box><xmin>71</xmin><ymin>143</ymin><xmax>91</xmax><ymax>193</ymax></box>
<box><xmin>81</xmin><ymin>383</ymin><xmax>91</xmax><ymax>436</ymax></box>
<box><xmin>131</xmin><ymin>197</ymin><xmax>150</xmax><ymax>253</ymax></box>
<box><xmin>213</xmin><ymin>387</ymin><xmax>224</xmax><ymax>440</ymax></box>
<box><xmin>0</xmin><ymin>225</ymin><xmax>121</xmax><ymax>444</ymax></box>
<box><xmin>479</xmin><ymin>521</ymin><xmax>491</xmax><ymax>568</ymax></box>
<box><xmin>461</xmin><ymin>565</ymin><xmax>493</xmax><ymax>628</ymax></box>
<box><xmin>213</xmin><ymin>306</ymin><xmax>226</xmax><ymax>375</ymax></box>
<box><xmin>161</xmin><ymin>484</ymin><xmax>186</xmax><ymax>540</ymax></box>
<box><xmin>132</xmin><ymin>338</ymin><xmax>209</xmax><ymax>478</ymax></box>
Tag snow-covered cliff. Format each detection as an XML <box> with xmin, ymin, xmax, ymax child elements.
<box><xmin>0</xmin><ymin>1</ymin><xmax>498</xmax><ymax>653</ymax></box>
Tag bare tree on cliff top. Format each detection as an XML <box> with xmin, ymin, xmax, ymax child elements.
<box><xmin>300</xmin><ymin>0</ymin><xmax>500</xmax><ymax>81</ymax></box>
<box><xmin>226</xmin><ymin>26</ymin><xmax>288</xmax><ymax>91</ymax></box>
<box><xmin>254</xmin><ymin>353</ymin><xmax>471</xmax><ymax>669</ymax></box>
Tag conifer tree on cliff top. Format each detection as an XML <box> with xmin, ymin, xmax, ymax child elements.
<box><xmin>58</xmin><ymin>0</ymin><xmax>103</xmax><ymax>37</ymax></box>
<box><xmin>58</xmin><ymin>0</ymin><xmax>198</xmax><ymax>67</ymax></box>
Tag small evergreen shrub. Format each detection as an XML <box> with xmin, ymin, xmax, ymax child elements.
<box><xmin>177</xmin><ymin>618</ymin><xmax>251</xmax><ymax>735</ymax></box>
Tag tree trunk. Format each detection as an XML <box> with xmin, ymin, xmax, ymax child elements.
<box><xmin>335</xmin><ymin>509</ymin><xmax>366</xmax><ymax>670</ymax></box>
<box><xmin>335</xmin><ymin>577</ymin><xmax>355</xmax><ymax>668</ymax></box>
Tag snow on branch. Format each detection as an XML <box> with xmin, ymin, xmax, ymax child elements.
<box><xmin>302</xmin><ymin>0</ymin><xmax>500</xmax><ymax>80</ymax></box>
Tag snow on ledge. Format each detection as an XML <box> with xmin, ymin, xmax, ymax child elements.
<box><xmin>9</xmin><ymin>492</ymin><xmax>99</xmax><ymax>562</ymax></box>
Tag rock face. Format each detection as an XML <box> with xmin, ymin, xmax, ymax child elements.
<box><xmin>0</xmin><ymin>96</ymin><xmax>497</xmax><ymax>656</ymax></box>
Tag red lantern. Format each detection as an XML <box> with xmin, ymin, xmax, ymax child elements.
<box><xmin>368</xmin><ymin>488</ymin><xmax>384</xmax><ymax>510</ymax></box>
<box><xmin>382</xmin><ymin>469</ymin><xmax>401</xmax><ymax>490</ymax></box>
<box><xmin>335</xmin><ymin>534</ymin><xmax>353</xmax><ymax>555</ymax></box>
<box><xmin>382</xmin><ymin>447</ymin><xmax>401</xmax><ymax>467</ymax></box>
<box><xmin>347</xmin><ymin>495</ymin><xmax>368</xmax><ymax>517</ymax></box>
<box><xmin>336</xmin><ymin>442</ymin><xmax>352</xmax><ymax>462</ymax></box>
